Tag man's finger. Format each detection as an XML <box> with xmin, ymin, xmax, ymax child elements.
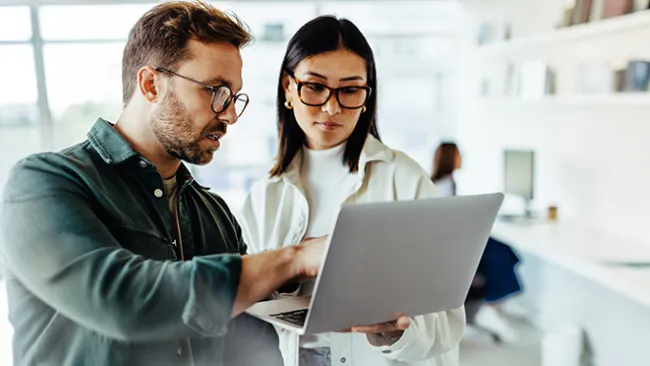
<box><xmin>351</xmin><ymin>324</ymin><xmax>391</xmax><ymax>333</ymax></box>
<box><xmin>396</xmin><ymin>315</ymin><xmax>410</xmax><ymax>329</ymax></box>
<box><xmin>351</xmin><ymin>319</ymin><xmax>407</xmax><ymax>334</ymax></box>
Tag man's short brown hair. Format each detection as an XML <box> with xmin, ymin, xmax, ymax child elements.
<box><xmin>122</xmin><ymin>0</ymin><xmax>253</xmax><ymax>104</ymax></box>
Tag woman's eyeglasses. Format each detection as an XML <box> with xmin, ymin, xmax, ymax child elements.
<box><xmin>290</xmin><ymin>74</ymin><xmax>371</xmax><ymax>109</ymax></box>
<box><xmin>154</xmin><ymin>67</ymin><xmax>250</xmax><ymax>117</ymax></box>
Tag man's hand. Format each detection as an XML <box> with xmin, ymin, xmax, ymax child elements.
<box><xmin>233</xmin><ymin>236</ymin><xmax>327</xmax><ymax>317</ymax></box>
<box><xmin>293</xmin><ymin>236</ymin><xmax>328</xmax><ymax>277</ymax></box>
<box><xmin>339</xmin><ymin>315</ymin><xmax>410</xmax><ymax>346</ymax></box>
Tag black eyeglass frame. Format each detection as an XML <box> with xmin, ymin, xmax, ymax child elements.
<box><xmin>286</xmin><ymin>71</ymin><xmax>372</xmax><ymax>109</ymax></box>
<box><xmin>154</xmin><ymin>66</ymin><xmax>250</xmax><ymax>116</ymax></box>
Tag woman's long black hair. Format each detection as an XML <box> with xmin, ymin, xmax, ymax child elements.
<box><xmin>270</xmin><ymin>16</ymin><xmax>380</xmax><ymax>176</ymax></box>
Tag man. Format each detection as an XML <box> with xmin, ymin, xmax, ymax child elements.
<box><xmin>0</xmin><ymin>2</ymin><xmax>324</xmax><ymax>365</ymax></box>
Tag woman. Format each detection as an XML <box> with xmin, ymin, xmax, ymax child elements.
<box><xmin>431</xmin><ymin>142</ymin><xmax>521</xmax><ymax>343</ymax></box>
<box><xmin>240</xmin><ymin>16</ymin><xmax>464</xmax><ymax>366</ymax></box>
<box><xmin>430</xmin><ymin>143</ymin><xmax>462</xmax><ymax>197</ymax></box>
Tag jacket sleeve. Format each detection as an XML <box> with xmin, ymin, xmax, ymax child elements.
<box><xmin>374</xmin><ymin>160</ymin><xmax>466</xmax><ymax>362</ymax></box>
<box><xmin>0</xmin><ymin>155</ymin><xmax>242</xmax><ymax>343</ymax></box>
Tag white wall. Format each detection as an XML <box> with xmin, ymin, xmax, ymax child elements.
<box><xmin>455</xmin><ymin>2</ymin><xmax>650</xmax><ymax>365</ymax></box>
<box><xmin>457</xmin><ymin>103</ymin><xmax>650</xmax><ymax>242</ymax></box>
<box><xmin>456</xmin><ymin>0</ymin><xmax>650</xmax><ymax>243</ymax></box>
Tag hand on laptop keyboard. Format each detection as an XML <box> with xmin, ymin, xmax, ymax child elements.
<box><xmin>294</xmin><ymin>236</ymin><xmax>328</xmax><ymax>277</ymax></box>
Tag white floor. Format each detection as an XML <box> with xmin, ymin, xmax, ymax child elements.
<box><xmin>460</xmin><ymin>317</ymin><xmax>542</xmax><ymax>366</ymax></box>
<box><xmin>0</xmin><ymin>280</ymin><xmax>13</xmax><ymax>365</ymax></box>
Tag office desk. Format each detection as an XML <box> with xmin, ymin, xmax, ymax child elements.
<box><xmin>491</xmin><ymin>221</ymin><xmax>650</xmax><ymax>308</ymax></box>
<box><xmin>490</xmin><ymin>221</ymin><xmax>650</xmax><ymax>366</ymax></box>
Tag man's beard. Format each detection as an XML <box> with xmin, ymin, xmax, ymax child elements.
<box><xmin>150</xmin><ymin>90</ymin><xmax>227</xmax><ymax>165</ymax></box>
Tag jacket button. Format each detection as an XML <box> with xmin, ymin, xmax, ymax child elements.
<box><xmin>139</xmin><ymin>160</ymin><xmax>147</xmax><ymax>168</ymax></box>
<box><xmin>340</xmin><ymin>357</ymin><xmax>347</xmax><ymax>363</ymax></box>
<box><xmin>154</xmin><ymin>189</ymin><xmax>164</xmax><ymax>198</ymax></box>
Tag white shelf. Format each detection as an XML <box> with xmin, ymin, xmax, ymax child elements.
<box><xmin>477</xmin><ymin>10</ymin><xmax>650</xmax><ymax>56</ymax></box>
<box><xmin>476</xmin><ymin>93</ymin><xmax>650</xmax><ymax>107</ymax></box>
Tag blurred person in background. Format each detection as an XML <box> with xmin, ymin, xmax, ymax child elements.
<box><xmin>239</xmin><ymin>16</ymin><xmax>465</xmax><ymax>366</ymax></box>
<box><xmin>431</xmin><ymin>142</ymin><xmax>522</xmax><ymax>343</ymax></box>
<box><xmin>0</xmin><ymin>2</ymin><xmax>326</xmax><ymax>365</ymax></box>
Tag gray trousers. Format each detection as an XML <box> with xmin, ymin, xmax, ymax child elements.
<box><xmin>299</xmin><ymin>347</ymin><xmax>331</xmax><ymax>366</ymax></box>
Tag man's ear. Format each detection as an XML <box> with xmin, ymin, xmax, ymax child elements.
<box><xmin>137</xmin><ymin>66</ymin><xmax>161</xmax><ymax>103</ymax></box>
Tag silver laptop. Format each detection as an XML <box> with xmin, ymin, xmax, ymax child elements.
<box><xmin>245</xmin><ymin>193</ymin><xmax>504</xmax><ymax>335</ymax></box>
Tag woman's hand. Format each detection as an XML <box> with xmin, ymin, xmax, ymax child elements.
<box><xmin>338</xmin><ymin>315</ymin><xmax>410</xmax><ymax>346</ymax></box>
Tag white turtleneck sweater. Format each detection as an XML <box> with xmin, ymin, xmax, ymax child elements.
<box><xmin>299</xmin><ymin>142</ymin><xmax>358</xmax><ymax>349</ymax></box>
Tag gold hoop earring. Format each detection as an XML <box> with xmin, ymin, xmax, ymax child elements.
<box><xmin>284</xmin><ymin>100</ymin><xmax>293</xmax><ymax>109</ymax></box>
<box><xmin>361</xmin><ymin>105</ymin><xmax>367</xmax><ymax>113</ymax></box>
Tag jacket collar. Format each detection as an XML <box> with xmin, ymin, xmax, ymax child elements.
<box><xmin>87</xmin><ymin>118</ymin><xmax>141</xmax><ymax>165</ymax></box>
<box><xmin>269</xmin><ymin>135</ymin><xmax>392</xmax><ymax>186</ymax></box>
<box><xmin>87</xmin><ymin>118</ymin><xmax>201</xmax><ymax>187</ymax></box>
<box><xmin>358</xmin><ymin>135</ymin><xmax>393</xmax><ymax>171</ymax></box>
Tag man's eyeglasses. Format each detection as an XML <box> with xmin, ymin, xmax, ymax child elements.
<box><xmin>154</xmin><ymin>67</ymin><xmax>250</xmax><ymax>117</ymax></box>
<box><xmin>289</xmin><ymin>73</ymin><xmax>371</xmax><ymax>109</ymax></box>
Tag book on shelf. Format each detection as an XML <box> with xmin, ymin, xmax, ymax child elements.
<box><xmin>615</xmin><ymin>68</ymin><xmax>627</xmax><ymax>92</ymax></box>
<box><xmin>602</xmin><ymin>0</ymin><xmax>633</xmax><ymax>18</ymax></box>
<box><xmin>590</xmin><ymin>0</ymin><xmax>605</xmax><ymax>20</ymax></box>
<box><xmin>624</xmin><ymin>61</ymin><xmax>650</xmax><ymax>91</ymax></box>
<box><xmin>572</xmin><ymin>0</ymin><xmax>594</xmax><ymax>24</ymax></box>
<box><xmin>633</xmin><ymin>0</ymin><xmax>650</xmax><ymax>11</ymax></box>
<box><xmin>579</xmin><ymin>0</ymin><xmax>645</xmax><ymax>24</ymax></box>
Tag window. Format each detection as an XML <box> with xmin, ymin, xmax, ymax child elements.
<box><xmin>43</xmin><ymin>43</ymin><xmax>124</xmax><ymax>149</ymax></box>
<box><xmin>0</xmin><ymin>45</ymin><xmax>38</xmax><ymax>118</ymax></box>
<box><xmin>0</xmin><ymin>6</ymin><xmax>31</xmax><ymax>41</ymax></box>
<box><xmin>0</xmin><ymin>45</ymin><xmax>40</xmax><ymax>189</ymax></box>
<box><xmin>213</xmin><ymin>1</ymin><xmax>318</xmax><ymax>40</ymax></box>
<box><xmin>371</xmin><ymin>35</ymin><xmax>458</xmax><ymax>169</ymax></box>
<box><xmin>39</xmin><ymin>4</ymin><xmax>156</xmax><ymax>41</ymax></box>
<box><xmin>0</xmin><ymin>44</ymin><xmax>42</xmax><ymax>272</ymax></box>
<box><xmin>39</xmin><ymin>4</ymin><xmax>163</xmax><ymax>149</ymax></box>
<box><xmin>318</xmin><ymin>1</ymin><xmax>461</xmax><ymax>35</ymax></box>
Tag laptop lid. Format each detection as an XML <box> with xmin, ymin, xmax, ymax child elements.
<box><xmin>303</xmin><ymin>193</ymin><xmax>504</xmax><ymax>334</ymax></box>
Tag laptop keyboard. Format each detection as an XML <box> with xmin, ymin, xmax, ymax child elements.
<box><xmin>270</xmin><ymin>308</ymin><xmax>308</xmax><ymax>327</ymax></box>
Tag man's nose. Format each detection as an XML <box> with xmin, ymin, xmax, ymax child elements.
<box><xmin>220</xmin><ymin>102</ymin><xmax>239</xmax><ymax>125</ymax></box>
